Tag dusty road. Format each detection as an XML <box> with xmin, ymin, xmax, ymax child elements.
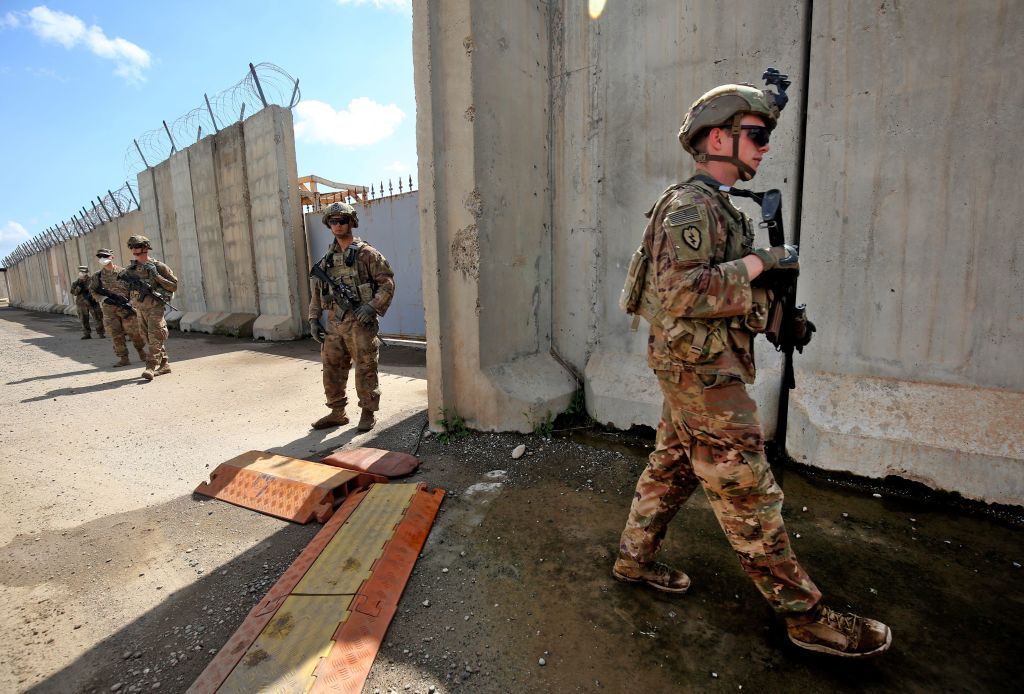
<box><xmin>2</xmin><ymin>306</ymin><xmax>1022</xmax><ymax>693</ymax></box>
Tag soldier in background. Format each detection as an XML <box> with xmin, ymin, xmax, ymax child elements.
<box><xmin>89</xmin><ymin>248</ymin><xmax>148</xmax><ymax>367</ymax></box>
<box><xmin>118</xmin><ymin>235</ymin><xmax>178</xmax><ymax>381</ymax></box>
<box><xmin>309</xmin><ymin>202</ymin><xmax>395</xmax><ymax>432</ymax></box>
<box><xmin>69</xmin><ymin>265</ymin><xmax>104</xmax><ymax>339</ymax></box>
<box><xmin>613</xmin><ymin>81</ymin><xmax>892</xmax><ymax>658</ymax></box>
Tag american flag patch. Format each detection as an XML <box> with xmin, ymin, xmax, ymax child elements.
<box><xmin>665</xmin><ymin>205</ymin><xmax>701</xmax><ymax>227</ymax></box>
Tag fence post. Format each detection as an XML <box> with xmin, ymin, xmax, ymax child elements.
<box><xmin>249</xmin><ymin>62</ymin><xmax>269</xmax><ymax>109</ymax></box>
<box><xmin>163</xmin><ymin>120</ymin><xmax>178</xmax><ymax>155</ymax></box>
<box><xmin>204</xmin><ymin>93</ymin><xmax>220</xmax><ymax>133</ymax></box>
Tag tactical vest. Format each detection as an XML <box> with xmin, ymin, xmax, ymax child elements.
<box><xmin>124</xmin><ymin>260</ymin><xmax>172</xmax><ymax>302</ymax></box>
<box><xmin>319</xmin><ymin>241</ymin><xmax>375</xmax><ymax>307</ymax></box>
<box><xmin>620</xmin><ymin>177</ymin><xmax>756</xmax><ymax>365</ymax></box>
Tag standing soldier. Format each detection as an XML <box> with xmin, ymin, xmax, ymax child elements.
<box><xmin>613</xmin><ymin>78</ymin><xmax>892</xmax><ymax>658</ymax></box>
<box><xmin>118</xmin><ymin>235</ymin><xmax>178</xmax><ymax>381</ymax></box>
<box><xmin>69</xmin><ymin>265</ymin><xmax>104</xmax><ymax>339</ymax></box>
<box><xmin>89</xmin><ymin>248</ymin><xmax>148</xmax><ymax>367</ymax></box>
<box><xmin>308</xmin><ymin>202</ymin><xmax>395</xmax><ymax>432</ymax></box>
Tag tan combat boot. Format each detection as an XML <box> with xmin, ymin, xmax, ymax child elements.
<box><xmin>612</xmin><ymin>559</ymin><xmax>690</xmax><ymax>594</ymax></box>
<box><xmin>155</xmin><ymin>359</ymin><xmax>171</xmax><ymax>376</ymax></box>
<box><xmin>141</xmin><ymin>365</ymin><xmax>156</xmax><ymax>381</ymax></box>
<box><xmin>785</xmin><ymin>604</ymin><xmax>892</xmax><ymax>658</ymax></box>
<box><xmin>113</xmin><ymin>355</ymin><xmax>130</xmax><ymax>367</ymax></box>
<box><xmin>312</xmin><ymin>410</ymin><xmax>349</xmax><ymax>429</ymax></box>
<box><xmin>357</xmin><ymin>408</ymin><xmax>376</xmax><ymax>432</ymax></box>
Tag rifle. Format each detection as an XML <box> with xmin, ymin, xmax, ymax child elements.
<box><xmin>119</xmin><ymin>271</ymin><xmax>180</xmax><ymax>311</ymax></box>
<box><xmin>718</xmin><ymin>187</ymin><xmax>814</xmax><ymax>391</ymax></box>
<box><xmin>309</xmin><ymin>258</ymin><xmax>388</xmax><ymax>347</ymax></box>
<box><xmin>93</xmin><ymin>273</ymin><xmax>137</xmax><ymax>316</ymax></box>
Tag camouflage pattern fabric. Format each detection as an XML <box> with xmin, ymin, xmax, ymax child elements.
<box><xmin>644</xmin><ymin>175</ymin><xmax>770</xmax><ymax>383</ymax></box>
<box><xmin>91</xmin><ymin>265</ymin><xmax>146</xmax><ymax>359</ymax></box>
<box><xmin>321</xmin><ymin>313</ymin><xmax>381</xmax><ymax>411</ymax></box>
<box><xmin>618</xmin><ymin>175</ymin><xmax>820</xmax><ymax>614</ymax></box>
<box><xmin>70</xmin><ymin>278</ymin><xmax>103</xmax><ymax>336</ymax></box>
<box><xmin>309</xmin><ymin>238</ymin><xmax>395</xmax><ymax>413</ymax></box>
<box><xmin>618</xmin><ymin>370</ymin><xmax>821</xmax><ymax>613</ymax></box>
<box><xmin>122</xmin><ymin>258</ymin><xmax>178</xmax><ymax>368</ymax></box>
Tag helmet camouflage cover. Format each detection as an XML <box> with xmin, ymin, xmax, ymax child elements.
<box><xmin>321</xmin><ymin>201</ymin><xmax>359</xmax><ymax>229</ymax></box>
<box><xmin>126</xmin><ymin>235</ymin><xmax>152</xmax><ymax>249</ymax></box>
<box><xmin>678</xmin><ymin>83</ymin><xmax>780</xmax><ymax>156</ymax></box>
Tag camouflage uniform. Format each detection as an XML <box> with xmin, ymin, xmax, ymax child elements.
<box><xmin>309</xmin><ymin>238</ymin><xmax>395</xmax><ymax>414</ymax></box>
<box><xmin>617</xmin><ymin>173</ymin><xmax>821</xmax><ymax>614</ymax></box>
<box><xmin>121</xmin><ymin>258</ymin><xmax>178</xmax><ymax>370</ymax></box>
<box><xmin>90</xmin><ymin>264</ymin><xmax>147</xmax><ymax>364</ymax></box>
<box><xmin>70</xmin><ymin>273</ymin><xmax>104</xmax><ymax>338</ymax></box>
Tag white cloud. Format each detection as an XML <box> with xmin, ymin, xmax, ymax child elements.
<box><xmin>1</xmin><ymin>12</ymin><xmax>20</xmax><ymax>29</ymax></box>
<box><xmin>336</xmin><ymin>0</ymin><xmax>411</xmax><ymax>12</ymax></box>
<box><xmin>1</xmin><ymin>221</ymin><xmax>31</xmax><ymax>244</ymax></box>
<box><xmin>294</xmin><ymin>98</ymin><xmax>405</xmax><ymax>147</ymax></box>
<box><xmin>25</xmin><ymin>6</ymin><xmax>151</xmax><ymax>83</ymax></box>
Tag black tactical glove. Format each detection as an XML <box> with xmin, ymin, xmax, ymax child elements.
<box><xmin>354</xmin><ymin>304</ymin><xmax>377</xmax><ymax>326</ymax></box>
<box><xmin>309</xmin><ymin>318</ymin><xmax>326</xmax><ymax>344</ymax></box>
<box><xmin>753</xmin><ymin>244</ymin><xmax>799</xmax><ymax>273</ymax></box>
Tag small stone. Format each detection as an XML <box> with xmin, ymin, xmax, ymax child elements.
<box><xmin>442</xmin><ymin>568</ymin><xmax>449</xmax><ymax>573</ymax></box>
<box><xmin>872</xmin><ymin>493</ymin><xmax>882</xmax><ymax>498</ymax></box>
<box><xmin>1014</xmin><ymin>562</ymin><xmax>1021</xmax><ymax>568</ymax></box>
<box><xmin>538</xmin><ymin>657</ymin><xmax>546</xmax><ymax>666</ymax></box>
<box><xmin>869</xmin><ymin>588</ymin><xmax>878</xmax><ymax>594</ymax></box>
<box><xmin>122</xmin><ymin>652</ymin><xmax>132</xmax><ymax>660</ymax></box>
<box><xmin>464</xmin><ymin>615</ymin><xmax>470</xmax><ymax>621</ymax></box>
<box><xmin>712</xmin><ymin>672</ymin><xmax>719</xmax><ymax>678</ymax></box>
<box><xmin>842</xmin><ymin>513</ymin><xmax>849</xmax><ymax>518</ymax></box>
<box><xmin>511</xmin><ymin>445</ymin><xmax>526</xmax><ymax>459</ymax></box>
<box><xmin>110</xmin><ymin>684</ymin><xmax>123</xmax><ymax>692</ymax></box>
<box><xmin>801</xmin><ymin>506</ymin><xmax>807</xmax><ymax>512</ymax></box>
<box><xmin>422</xmin><ymin>599</ymin><xmax>431</xmax><ymax>607</ymax></box>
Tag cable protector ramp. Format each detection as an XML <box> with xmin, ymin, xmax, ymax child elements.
<box><xmin>188</xmin><ymin>482</ymin><xmax>445</xmax><ymax>694</ymax></box>
<box><xmin>194</xmin><ymin>450</ymin><xmax>385</xmax><ymax>524</ymax></box>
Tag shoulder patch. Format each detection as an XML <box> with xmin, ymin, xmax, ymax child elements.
<box><xmin>661</xmin><ymin>199</ymin><xmax>709</xmax><ymax>261</ymax></box>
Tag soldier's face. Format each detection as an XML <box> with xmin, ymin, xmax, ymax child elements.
<box><xmin>130</xmin><ymin>247</ymin><xmax>150</xmax><ymax>263</ymax></box>
<box><xmin>328</xmin><ymin>218</ymin><xmax>352</xmax><ymax>240</ymax></box>
<box><xmin>728</xmin><ymin>114</ymin><xmax>770</xmax><ymax>173</ymax></box>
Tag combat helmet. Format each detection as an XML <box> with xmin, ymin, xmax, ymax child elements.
<box><xmin>321</xmin><ymin>201</ymin><xmax>359</xmax><ymax>229</ymax></box>
<box><xmin>678</xmin><ymin>69</ymin><xmax>790</xmax><ymax>181</ymax></box>
<box><xmin>127</xmin><ymin>235</ymin><xmax>152</xmax><ymax>250</ymax></box>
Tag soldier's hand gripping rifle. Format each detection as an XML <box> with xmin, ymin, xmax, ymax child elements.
<box><xmin>118</xmin><ymin>272</ymin><xmax>180</xmax><ymax>312</ymax></box>
<box><xmin>94</xmin><ymin>286</ymin><xmax>137</xmax><ymax>317</ymax></box>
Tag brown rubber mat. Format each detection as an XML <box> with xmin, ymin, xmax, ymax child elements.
<box><xmin>188</xmin><ymin>483</ymin><xmax>445</xmax><ymax>694</ymax></box>
<box><xmin>194</xmin><ymin>450</ymin><xmax>385</xmax><ymax>524</ymax></box>
<box><xmin>321</xmin><ymin>446</ymin><xmax>420</xmax><ymax>478</ymax></box>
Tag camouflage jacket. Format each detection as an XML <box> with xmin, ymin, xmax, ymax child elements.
<box><xmin>308</xmin><ymin>237</ymin><xmax>396</xmax><ymax>322</ymax></box>
<box><xmin>643</xmin><ymin>174</ymin><xmax>772</xmax><ymax>383</ymax></box>
<box><xmin>120</xmin><ymin>259</ymin><xmax>178</xmax><ymax>305</ymax></box>
<box><xmin>89</xmin><ymin>264</ymin><xmax>131</xmax><ymax>300</ymax></box>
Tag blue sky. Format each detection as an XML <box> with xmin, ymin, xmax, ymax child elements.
<box><xmin>0</xmin><ymin>0</ymin><xmax>416</xmax><ymax>263</ymax></box>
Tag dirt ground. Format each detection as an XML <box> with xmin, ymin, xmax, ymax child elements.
<box><xmin>1</xmin><ymin>306</ymin><xmax>1022</xmax><ymax>693</ymax></box>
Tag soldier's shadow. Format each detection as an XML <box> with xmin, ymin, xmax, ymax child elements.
<box><xmin>20</xmin><ymin>375</ymin><xmax>147</xmax><ymax>403</ymax></box>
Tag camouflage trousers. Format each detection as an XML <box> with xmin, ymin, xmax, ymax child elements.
<box><xmin>618</xmin><ymin>369</ymin><xmax>821</xmax><ymax>614</ymax></box>
<box><xmin>321</xmin><ymin>313</ymin><xmax>381</xmax><ymax>412</ymax></box>
<box><xmin>134</xmin><ymin>298</ymin><xmax>169</xmax><ymax>368</ymax></box>
<box><xmin>77</xmin><ymin>302</ymin><xmax>104</xmax><ymax>336</ymax></box>
<box><xmin>101</xmin><ymin>304</ymin><xmax>147</xmax><ymax>358</ymax></box>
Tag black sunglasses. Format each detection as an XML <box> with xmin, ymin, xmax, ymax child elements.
<box><xmin>328</xmin><ymin>216</ymin><xmax>351</xmax><ymax>225</ymax></box>
<box><xmin>739</xmin><ymin>125</ymin><xmax>771</xmax><ymax>147</ymax></box>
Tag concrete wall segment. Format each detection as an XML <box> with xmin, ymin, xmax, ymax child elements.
<box><xmin>243</xmin><ymin>106</ymin><xmax>305</xmax><ymax>340</ymax></box>
<box><xmin>214</xmin><ymin>122</ymin><xmax>259</xmax><ymax>315</ymax></box>
<box><xmin>152</xmin><ymin>160</ymin><xmax>180</xmax><ymax>281</ymax></box>
<box><xmin>189</xmin><ymin>136</ymin><xmax>231</xmax><ymax>316</ymax></box>
<box><xmin>170</xmin><ymin>149</ymin><xmax>207</xmax><ymax>316</ymax></box>
<box><xmin>414</xmin><ymin>0</ymin><xmax>576</xmax><ymax>431</ymax></box>
<box><xmin>801</xmin><ymin>0</ymin><xmax>1024</xmax><ymax>392</ymax></box>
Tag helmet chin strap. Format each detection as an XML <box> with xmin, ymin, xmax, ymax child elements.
<box><xmin>695</xmin><ymin>114</ymin><xmax>757</xmax><ymax>181</ymax></box>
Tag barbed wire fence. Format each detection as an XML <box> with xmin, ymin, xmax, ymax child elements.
<box><xmin>4</xmin><ymin>63</ymin><xmax>300</xmax><ymax>268</ymax></box>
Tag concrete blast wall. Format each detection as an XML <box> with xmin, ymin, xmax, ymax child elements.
<box><xmin>414</xmin><ymin>0</ymin><xmax>1024</xmax><ymax>505</ymax></box>
<box><xmin>7</xmin><ymin>106</ymin><xmax>306</xmax><ymax>340</ymax></box>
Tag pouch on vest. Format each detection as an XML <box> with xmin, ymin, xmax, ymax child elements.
<box><xmin>619</xmin><ymin>244</ymin><xmax>649</xmax><ymax>331</ymax></box>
